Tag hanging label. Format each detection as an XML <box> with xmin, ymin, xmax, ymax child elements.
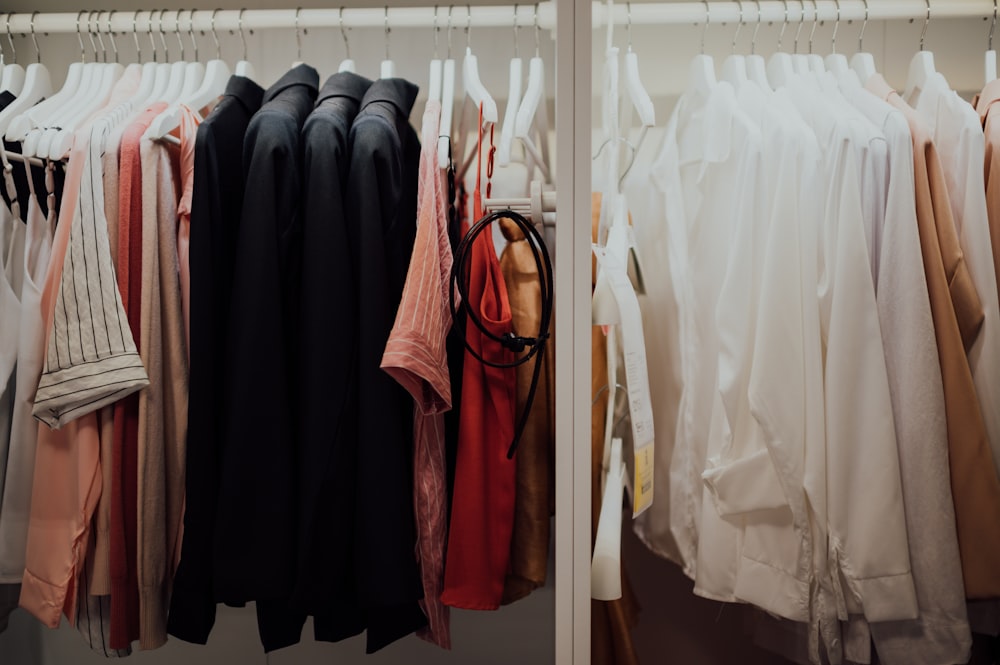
<box><xmin>593</xmin><ymin>243</ymin><xmax>655</xmax><ymax>517</ymax></box>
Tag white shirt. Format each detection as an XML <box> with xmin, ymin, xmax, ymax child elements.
<box><xmin>638</xmin><ymin>78</ymin><xmax>762</xmax><ymax>579</ymax></box>
<box><xmin>907</xmin><ymin>72</ymin><xmax>1000</xmax><ymax>478</ymax></box>
<box><xmin>843</xmin><ymin>81</ymin><xmax>971</xmax><ymax>665</ymax></box>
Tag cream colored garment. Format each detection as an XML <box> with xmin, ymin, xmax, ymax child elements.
<box><xmin>136</xmin><ymin>138</ymin><xmax>188</xmax><ymax>650</ymax></box>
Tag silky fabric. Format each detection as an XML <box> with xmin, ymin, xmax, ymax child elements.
<box><xmin>977</xmin><ymin>79</ymin><xmax>1000</xmax><ymax>311</ymax></box>
<box><xmin>867</xmin><ymin>74</ymin><xmax>1000</xmax><ymax>599</ymax></box>
<box><xmin>441</xmin><ymin>111</ymin><xmax>518</xmax><ymax>611</ymax></box>
<box><xmin>590</xmin><ymin>193</ymin><xmax>640</xmax><ymax>665</ymax></box>
<box><xmin>499</xmin><ymin>216</ymin><xmax>555</xmax><ymax>605</ymax></box>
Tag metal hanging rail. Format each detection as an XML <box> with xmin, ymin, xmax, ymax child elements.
<box><xmin>0</xmin><ymin>1</ymin><xmax>991</xmax><ymax>37</ymax></box>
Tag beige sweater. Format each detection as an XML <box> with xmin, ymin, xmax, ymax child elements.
<box><xmin>137</xmin><ymin>138</ymin><xmax>188</xmax><ymax>650</ymax></box>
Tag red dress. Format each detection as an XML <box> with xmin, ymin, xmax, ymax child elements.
<box><xmin>441</xmin><ymin>111</ymin><xmax>518</xmax><ymax>610</ymax></box>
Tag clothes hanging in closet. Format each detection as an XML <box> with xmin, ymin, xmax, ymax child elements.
<box><xmin>623</xmin><ymin>57</ymin><xmax>1000</xmax><ymax>665</ymax></box>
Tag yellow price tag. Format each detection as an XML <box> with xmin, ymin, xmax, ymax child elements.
<box><xmin>633</xmin><ymin>445</ymin><xmax>654</xmax><ymax>517</ymax></box>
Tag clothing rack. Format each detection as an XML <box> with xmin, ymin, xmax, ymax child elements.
<box><xmin>2</xmin><ymin>1</ymin><xmax>991</xmax><ymax>37</ymax></box>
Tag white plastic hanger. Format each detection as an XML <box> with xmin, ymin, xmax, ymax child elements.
<box><xmin>0</xmin><ymin>13</ymin><xmax>52</xmax><ymax>138</ymax></box>
<box><xmin>621</xmin><ymin>2</ymin><xmax>655</xmax><ymax>131</ymax></box>
<box><xmin>850</xmin><ymin>0</ymin><xmax>877</xmax><ymax>83</ymax></box>
<box><xmin>767</xmin><ymin>0</ymin><xmax>796</xmax><ymax>87</ymax></box>
<box><xmin>689</xmin><ymin>1</ymin><xmax>717</xmax><ymax>97</ymax></box>
<box><xmin>825</xmin><ymin>0</ymin><xmax>859</xmax><ymax>86</ymax></box>
<box><xmin>0</xmin><ymin>14</ymin><xmax>25</xmax><ymax>96</ymax></box>
<box><xmin>148</xmin><ymin>10</ymin><xmax>228</xmax><ymax>142</ymax></box>
<box><xmin>745</xmin><ymin>0</ymin><xmax>772</xmax><ymax>90</ymax></box>
<box><xmin>234</xmin><ymin>9</ymin><xmax>257</xmax><ymax>80</ymax></box>
<box><xmin>987</xmin><ymin>0</ymin><xmax>998</xmax><ymax>84</ymax></box>
<box><xmin>497</xmin><ymin>5</ymin><xmax>524</xmax><ymax>166</ymax></box>
<box><xmin>904</xmin><ymin>0</ymin><xmax>935</xmax><ymax>102</ymax></box>
<box><xmin>791</xmin><ymin>0</ymin><xmax>810</xmax><ymax>74</ymax></box>
<box><xmin>48</xmin><ymin>10</ymin><xmax>125</xmax><ymax>160</ymax></box>
<box><xmin>30</xmin><ymin>11</ymin><xmax>107</xmax><ymax>158</ymax></box>
<box><xmin>513</xmin><ymin>4</ymin><xmax>552</xmax><ymax>180</ymax></box>
<box><xmin>381</xmin><ymin>6</ymin><xmax>396</xmax><ymax>79</ymax></box>
<box><xmin>179</xmin><ymin>11</ymin><xmax>206</xmax><ymax>99</ymax></box>
<box><xmin>428</xmin><ymin>7</ymin><xmax>444</xmax><ymax>104</ymax></box>
<box><xmin>150</xmin><ymin>9</ymin><xmax>190</xmax><ymax>107</ymax></box>
<box><xmin>438</xmin><ymin>6</ymin><xmax>457</xmax><ymax>168</ymax></box>
<box><xmin>462</xmin><ymin>5</ymin><xmax>498</xmax><ymax>126</ymax></box>
<box><xmin>721</xmin><ymin>1</ymin><xmax>748</xmax><ymax>87</ymax></box>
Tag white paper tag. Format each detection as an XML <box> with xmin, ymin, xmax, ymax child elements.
<box><xmin>593</xmin><ymin>243</ymin><xmax>655</xmax><ymax>517</ymax></box>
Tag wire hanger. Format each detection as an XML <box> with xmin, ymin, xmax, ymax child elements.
<box><xmin>768</xmin><ymin>0</ymin><xmax>796</xmax><ymax>86</ymax></box>
<box><xmin>987</xmin><ymin>0</ymin><xmax>997</xmax><ymax>83</ymax></box>
<box><xmin>497</xmin><ymin>4</ymin><xmax>524</xmax><ymax>166</ymax></box>
<box><xmin>621</xmin><ymin>1</ymin><xmax>655</xmax><ymax>130</ymax></box>
<box><xmin>690</xmin><ymin>0</ymin><xmax>717</xmax><ymax>95</ymax></box>
<box><xmin>381</xmin><ymin>6</ymin><xmax>396</xmax><ymax>78</ymax></box>
<box><xmin>338</xmin><ymin>7</ymin><xmax>355</xmax><ymax>72</ymax></box>
<box><xmin>904</xmin><ymin>0</ymin><xmax>936</xmax><ymax>102</ymax></box>
<box><xmin>437</xmin><ymin>5</ymin><xmax>457</xmax><ymax>168</ymax></box>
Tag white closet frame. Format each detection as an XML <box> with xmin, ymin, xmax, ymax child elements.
<box><xmin>4</xmin><ymin>3</ymin><xmax>995</xmax><ymax>664</ymax></box>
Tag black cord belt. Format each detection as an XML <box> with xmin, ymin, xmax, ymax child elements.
<box><xmin>449</xmin><ymin>208</ymin><xmax>554</xmax><ymax>459</ymax></box>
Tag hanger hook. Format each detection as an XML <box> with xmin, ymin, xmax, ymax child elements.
<box><xmin>206</xmin><ymin>8</ymin><xmax>221</xmax><ymax>60</ymax></box>
<box><xmin>777</xmin><ymin>0</ymin><xmax>789</xmax><ymax>51</ymax></box>
<box><xmin>751</xmin><ymin>0</ymin><xmax>763</xmax><ymax>55</ymax></box>
<box><xmin>235</xmin><ymin>8</ymin><xmax>249</xmax><ymax>61</ymax></box>
<box><xmin>732</xmin><ymin>0</ymin><xmax>744</xmax><ymax>55</ymax></box>
<box><xmin>339</xmin><ymin>7</ymin><xmax>351</xmax><ymax>60</ymax></box>
<box><xmin>830</xmin><ymin>0</ymin><xmax>841</xmax><ymax>53</ymax></box>
<box><xmin>30</xmin><ymin>11</ymin><xmax>41</xmax><ymax>63</ymax></box>
<box><xmin>5</xmin><ymin>12</ymin><xmax>15</xmax><ymax>64</ymax></box>
<box><xmin>626</xmin><ymin>1</ymin><xmax>634</xmax><ymax>52</ymax></box>
<box><xmin>94</xmin><ymin>10</ymin><xmax>107</xmax><ymax>63</ymax></box>
<box><xmin>512</xmin><ymin>4</ymin><xmax>519</xmax><ymax>59</ymax></box>
<box><xmin>295</xmin><ymin>7</ymin><xmax>303</xmax><ymax>61</ymax></box>
<box><xmin>534</xmin><ymin>2</ymin><xmax>541</xmax><ymax>57</ymax></box>
<box><xmin>88</xmin><ymin>10</ymin><xmax>101</xmax><ymax>62</ymax></box>
<box><xmin>434</xmin><ymin>5</ymin><xmax>441</xmax><ymax>58</ymax></box>
<box><xmin>447</xmin><ymin>5</ymin><xmax>455</xmax><ymax>58</ymax></box>
<box><xmin>384</xmin><ymin>6</ymin><xmax>391</xmax><ymax>62</ymax></box>
<box><xmin>919</xmin><ymin>0</ymin><xmax>930</xmax><ymax>51</ymax></box>
<box><xmin>158</xmin><ymin>8</ymin><xmax>170</xmax><ymax>62</ymax></box>
<box><xmin>187</xmin><ymin>9</ymin><xmax>198</xmax><ymax>62</ymax></box>
<box><xmin>148</xmin><ymin>10</ymin><xmax>159</xmax><ymax>63</ymax></box>
<box><xmin>700</xmin><ymin>0</ymin><xmax>710</xmax><ymax>54</ymax></box>
<box><xmin>804</xmin><ymin>0</ymin><xmax>817</xmax><ymax>54</ymax></box>
<box><xmin>76</xmin><ymin>10</ymin><xmax>87</xmax><ymax>63</ymax></box>
<box><xmin>793</xmin><ymin>0</ymin><xmax>805</xmax><ymax>53</ymax></box>
<box><xmin>466</xmin><ymin>4</ymin><xmax>472</xmax><ymax>51</ymax></box>
<box><xmin>131</xmin><ymin>10</ymin><xmax>141</xmax><ymax>61</ymax></box>
<box><xmin>991</xmin><ymin>0</ymin><xmax>998</xmax><ymax>51</ymax></box>
<box><xmin>175</xmin><ymin>9</ymin><xmax>185</xmax><ymax>61</ymax></box>
<box><xmin>106</xmin><ymin>9</ymin><xmax>118</xmax><ymax>63</ymax></box>
<box><xmin>859</xmin><ymin>0</ymin><xmax>869</xmax><ymax>51</ymax></box>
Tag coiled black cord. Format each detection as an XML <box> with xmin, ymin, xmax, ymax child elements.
<box><xmin>450</xmin><ymin>208</ymin><xmax>554</xmax><ymax>459</ymax></box>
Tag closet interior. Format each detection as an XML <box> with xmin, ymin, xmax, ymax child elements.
<box><xmin>0</xmin><ymin>1</ymin><xmax>998</xmax><ymax>664</ymax></box>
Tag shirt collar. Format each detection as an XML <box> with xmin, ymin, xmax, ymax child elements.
<box><xmin>316</xmin><ymin>71</ymin><xmax>373</xmax><ymax>106</ymax></box>
<box><xmin>263</xmin><ymin>64</ymin><xmax>320</xmax><ymax>104</ymax></box>
<box><xmin>359</xmin><ymin>78</ymin><xmax>419</xmax><ymax>118</ymax></box>
<box><xmin>224</xmin><ymin>74</ymin><xmax>265</xmax><ymax>114</ymax></box>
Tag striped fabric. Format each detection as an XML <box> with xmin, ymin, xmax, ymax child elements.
<box><xmin>31</xmin><ymin>120</ymin><xmax>148</xmax><ymax>430</ymax></box>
